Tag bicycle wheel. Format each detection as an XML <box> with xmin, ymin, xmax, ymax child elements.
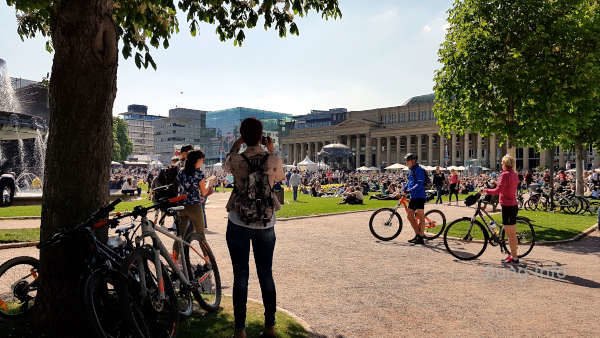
<box><xmin>369</xmin><ymin>208</ymin><xmax>402</xmax><ymax>241</ymax></box>
<box><xmin>124</xmin><ymin>246</ymin><xmax>179</xmax><ymax>338</ymax></box>
<box><xmin>0</xmin><ymin>256</ymin><xmax>39</xmax><ymax>319</ymax></box>
<box><xmin>443</xmin><ymin>217</ymin><xmax>489</xmax><ymax>260</ymax></box>
<box><xmin>422</xmin><ymin>209</ymin><xmax>446</xmax><ymax>240</ymax></box>
<box><xmin>83</xmin><ymin>268</ymin><xmax>145</xmax><ymax>338</ymax></box>
<box><xmin>523</xmin><ymin>198</ymin><xmax>534</xmax><ymax>211</ymax></box>
<box><xmin>500</xmin><ymin>217</ymin><xmax>535</xmax><ymax>259</ymax></box>
<box><xmin>184</xmin><ymin>233</ymin><xmax>222</xmax><ymax>312</ymax></box>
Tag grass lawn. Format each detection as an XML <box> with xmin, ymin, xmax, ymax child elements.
<box><xmin>179</xmin><ymin>296</ymin><xmax>308</xmax><ymax>338</ymax></box>
<box><xmin>0</xmin><ymin>196</ymin><xmax>154</xmax><ymax>218</ymax></box>
<box><xmin>276</xmin><ymin>190</ymin><xmax>471</xmax><ymax>218</ymax></box>
<box><xmin>519</xmin><ymin>210</ymin><xmax>597</xmax><ymax>242</ymax></box>
<box><xmin>0</xmin><ymin>228</ymin><xmax>40</xmax><ymax>243</ymax></box>
<box><xmin>0</xmin><ymin>296</ymin><xmax>308</xmax><ymax>338</ymax></box>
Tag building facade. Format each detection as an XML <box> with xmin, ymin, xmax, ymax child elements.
<box><xmin>280</xmin><ymin>94</ymin><xmax>600</xmax><ymax>170</ymax></box>
<box><xmin>119</xmin><ymin>105</ymin><xmax>165</xmax><ymax>160</ymax></box>
<box><xmin>153</xmin><ymin>107</ymin><xmax>218</xmax><ymax>164</ymax></box>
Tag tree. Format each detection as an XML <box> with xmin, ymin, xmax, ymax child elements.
<box><xmin>6</xmin><ymin>0</ymin><xmax>341</xmax><ymax>335</ymax></box>
<box><xmin>112</xmin><ymin>117</ymin><xmax>133</xmax><ymax>161</ymax></box>
<box><xmin>434</xmin><ymin>0</ymin><xmax>599</xmax><ymax>195</ymax></box>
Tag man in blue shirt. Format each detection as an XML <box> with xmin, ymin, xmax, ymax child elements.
<box><xmin>403</xmin><ymin>153</ymin><xmax>427</xmax><ymax>245</ymax></box>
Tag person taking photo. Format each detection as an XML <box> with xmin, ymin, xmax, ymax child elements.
<box><xmin>224</xmin><ymin>118</ymin><xmax>285</xmax><ymax>338</ymax></box>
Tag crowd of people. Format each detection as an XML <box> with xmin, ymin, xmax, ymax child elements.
<box><xmin>281</xmin><ymin>165</ymin><xmax>600</xmax><ymax>204</ymax></box>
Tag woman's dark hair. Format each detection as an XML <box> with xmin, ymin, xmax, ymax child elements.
<box><xmin>240</xmin><ymin>118</ymin><xmax>263</xmax><ymax>146</ymax></box>
<box><xmin>184</xmin><ymin>150</ymin><xmax>205</xmax><ymax>175</ymax></box>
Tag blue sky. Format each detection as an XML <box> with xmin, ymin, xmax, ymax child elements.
<box><xmin>0</xmin><ymin>0</ymin><xmax>452</xmax><ymax>116</ymax></box>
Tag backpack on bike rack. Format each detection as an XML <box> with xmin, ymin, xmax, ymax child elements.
<box><xmin>234</xmin><ymin>153</ymin><xmax>274</xmax><ymax>226</ymax></box>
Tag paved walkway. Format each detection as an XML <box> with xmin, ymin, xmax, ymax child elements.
<box><xmin>1</xmin><ymin>193</ymin><xmax>599</xmax><ymax>337</ymax></box>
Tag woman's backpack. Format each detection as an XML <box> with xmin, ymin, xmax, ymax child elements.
<box><xmin>234</xmin><ymin>153</ymin><xmax>274</xmax><ymax>226</ymax></box>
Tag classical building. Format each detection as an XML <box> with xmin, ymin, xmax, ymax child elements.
<box><xmin>280</xmin><ymin>94</ymin><xmax>600</xmax><ymax>170</ymax></box>
<box><xmin>119</xmin><ymin>104</ymin><xmax>165</xmax><ymax>160</ymax></box>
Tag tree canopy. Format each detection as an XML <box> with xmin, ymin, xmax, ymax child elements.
<box><xmin>434</xmin><ymin>0</ymin><xmax>599</xmax><ymax>150</ymax></box>
<box><xmin>8</xmin><ymin>0</ymin><xmax>342</xmax><ymax>68</ymax></box>
<box><xmin>112</xmin><ymin>117</ymin><xmax>132</xmax><ymax>161</ymax></box>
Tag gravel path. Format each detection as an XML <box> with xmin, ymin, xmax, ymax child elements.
<box><xmin>1</xmin><ymin>193</ymin><xmax>599</xmax><ymax>337</ymax></box>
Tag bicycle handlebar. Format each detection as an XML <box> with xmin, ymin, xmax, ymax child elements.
<box><xmin>38</xmin><ymin>198</ymin><xmax>123</xmax><ymax>249</ymax></box>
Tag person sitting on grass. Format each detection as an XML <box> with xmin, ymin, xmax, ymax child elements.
<box><xmin>339</xmin><ymin>186</ymin><xmax>364</xmax><ymax>205</ymax></box>
<box><xmin>369</xmin><ymin>183</ymin><xmax>401</xmax><ymax>200</ymax></box>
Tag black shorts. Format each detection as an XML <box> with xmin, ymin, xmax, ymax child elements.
<box><xmin>408</xmin><ymin>198</ymin><xmax>426</xmax><ymax>211</ymax></box>
<box><xmin>449</xmin><ymin>184</ymin><xmax>458</xmax><ymax>194</ymax></box>
<box><xmin>501</xmin><ymin>205</ymin><xmax>519</xmax><ymax>225</ymax></box>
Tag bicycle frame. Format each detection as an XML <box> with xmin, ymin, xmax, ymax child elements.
<box><xmin>135</xmin><ymin>212</ymin><xmax>206</xmax><ymax>302</ymax></box>
<box><xmin>389</xmin><ymin>195</ymin><xmax>439</xmax><ymax>229</ymax></box>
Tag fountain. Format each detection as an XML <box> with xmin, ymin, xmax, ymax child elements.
<box><xmin>0</xmin><ymin>58</ymin><xmax>48</xmax><ymax>205</ymax></box>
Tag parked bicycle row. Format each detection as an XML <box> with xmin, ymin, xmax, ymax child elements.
<box><xmin>0</xmin><ymin>191</ymin><xmax>221</xmax><ymax>338</ymax></box>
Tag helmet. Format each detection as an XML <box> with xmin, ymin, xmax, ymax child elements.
<box><xmin>404</xmin><ymin>153</ymin><xmax>417</xmax><ymax>161</ymax></box>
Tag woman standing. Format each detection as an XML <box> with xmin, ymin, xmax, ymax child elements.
<box><xmin>448</xmin><ymin>169</ymin><xmax>460</xmax><ymax>206</ymax></box>
<box><xmin>177</xmin><ymin>150</ymin><xmax>213</xmax><ymax>238</ymax></box>
<box><xmin>485</xmin><ymin>155</ymin><xmax>520</xmax><ymax>264</ymax></box>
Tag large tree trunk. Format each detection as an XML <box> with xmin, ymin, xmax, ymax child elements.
<box><xmin>575</xmin><ymin>142</ymin><xmax>585</xmax><ymax>196</ymax></box>
<box><xmin>34</xmin><ymin>1</ymin><xmax>117</xmax><ymax>335</ymax></box>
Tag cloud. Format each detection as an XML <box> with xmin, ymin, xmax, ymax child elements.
<box><xmin>423</xmin><ymin>25</ymin><xmax>432</xmax><ymax>33</ymax></box>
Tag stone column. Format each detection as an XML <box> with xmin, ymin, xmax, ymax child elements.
<box><xmin>451</xmin><ymin>133</ymin><xmax>457</xmax><ymax>166</ymax></box>
<box><xmin>489</xmin><ymin>134</ymin><xmax>497</xmax><ymax>170</ymax></box>
<box><xmin>355</xmin><ymin>135</ymin><xmax>361</xmax><ymax>167</ymax></box>
<box><xmin>366</xmin><ymin>136</ymin><xmax>372</xmax><ymax>167</ymax></box>
<box><xmin>386</xmin><ymin>136</ymin><xmax>391</xmax><ymax>165</ymax></box>
<box><xmin>463</xmin><ymin>133</ymin><xmax>470</xmax><ymax>164</ymax></box>
<box><xmin>522</xmin><ymin>147</ymin><xmax>530</xmax><ymax>170</ymax></box>
<box><xmin>376</xmin><ymin>137</ymin><xmax>382</xmax><ymax>168</ymax></box>
<box><xmin>593</xmin><ymin>147</ymin><xmax>600</xmax><ymax>168</ymax></box>
<box><xmin>417</xmin><ymin>134</ymin><xmax>423</xmax><ymax>163</ymax></box>
<box><xmin>406</xmin><ymin>135</ymin><xmax>412</xmax><ymax>156</ymax></box>
<box><xmin>477</xmin><ymin>133</ymin><xmax>483</xmax><ymax>161</ymax></box>
<box><xmin>396</xmin><ymin>135</ymin><xmax>401</xmax><ymax>163</ymax></box>
<box><xmin>428</xmin><ymin>134</ymin><xmax>434</xmax><ymax>165</ymax></box>
<box><xmin>439</xmin><ymin>135</ymin><xmax>445</xmax><ymax>167</ymax></box>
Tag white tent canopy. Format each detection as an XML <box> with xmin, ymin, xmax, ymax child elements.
<box><xmin>297</xmin><ymin>156</ymin><xmax>319</xmax><ymax>172</ymax></box>
<box><xmin>368</xmin><ymin>166</ymin><xmax>380</xmax><ymax>171</ymax></box>
<box><xmin>357</xmin><ymin>166</ymin><xmax>371</xmax><ymax>171</ymax></box>
<box><xmin>385</xmin><ymin>163</ymin><xmax>408</xmax><ymax>170</ymax></box>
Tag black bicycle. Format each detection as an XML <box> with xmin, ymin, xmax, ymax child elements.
<box><xmin>443</xmin><ymin>193</ymin><xmax>536</xmax><ymax>260</ymax></box>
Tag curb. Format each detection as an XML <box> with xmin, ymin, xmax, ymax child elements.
<box><xmin>0</xmin><ymin>241</ymin><xmax>39</xmax><ymax>250</ymax></box>
<box><xmin>0</xmin><ymin>216</ymin><xmax>41</xmax><ymax>220</ymax></box>
<box><xmin>536</xmin><ymin>224</ymin><xmax>598</xmax><ymax>245</ymax></box>
<box><xmin>242</xmin><ymin>295</ymin><xmax>314</xmax><ymax>334</ymax></box>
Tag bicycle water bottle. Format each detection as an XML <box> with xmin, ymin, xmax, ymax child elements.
<box><xmin>489</xmin><ymin>221</ymin><xmax>499</xmax><ymax>236</ymax></box>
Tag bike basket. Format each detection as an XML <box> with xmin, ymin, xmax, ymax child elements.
<box><xmin>464</xmin><ymin>193</ymin><xmax>481</xmax><ymax>207</ymax></box>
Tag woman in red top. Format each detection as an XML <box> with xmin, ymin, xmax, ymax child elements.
<box><xmin>448</xmin><ymin>169</ymin><xmax>460</xmax><ymax>206</ymax></box>
<box><xmin>485</xmin><ymin>155</ymin><xmax>520</xmax><ymax>264</ymax></box>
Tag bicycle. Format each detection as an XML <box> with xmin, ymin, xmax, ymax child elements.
<box><xmin>369</xmin><ymin>194</ymin><xmax>446</xmax><ymax>241</ymax></box>
<box><xmin>443</xmin><ymin>192</ymin><xmax>536</xmax><ymax>261</ymax></box>
<box><xmin>115</xmin><ymin>195</ymin><xmax>222</xmax><ymax>318</ymax></box>
<box><xmin>0</xmin><ymin>198</ymin><xmax>161</xmax><ymax>338</ymax></box>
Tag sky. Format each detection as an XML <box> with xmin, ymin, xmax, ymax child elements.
<box><xmin>0</xmin><ymin>0</ymin><xmax>453</xmax><ymax>117</ymax></box>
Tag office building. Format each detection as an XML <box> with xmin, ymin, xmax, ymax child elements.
<box><xmin>119</xmin><ymin>104</ymin><xmax>165</xmax><ymax>160</ymax></box>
